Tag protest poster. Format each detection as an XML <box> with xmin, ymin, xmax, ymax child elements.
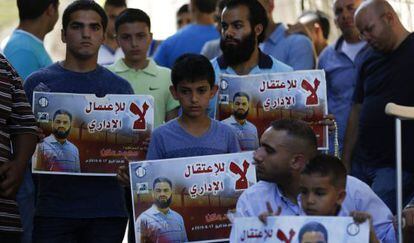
<box><xmin>32</xmin><ymin>92</ymin><xmax>154</xmax><ymax>176</ymax></box>
<box><xmin>232</xmin><ymin>216</ymin><xmax>370</xmax><ymax>243</ymax></box>
<box><xmin>217</xmin><ymin>70</ymin><xmax>328</xmax><ymax>150</ymax></box>
<box><xmin>129</xmin><ymin>151</ymin><xmax>256</xmax><ymax>242</ymax></box>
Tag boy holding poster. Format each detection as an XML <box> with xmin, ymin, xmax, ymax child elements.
<box><xmin>118</xmin><ymin>54</ymin><xmax>240</xmax><ymax>242</ymax></box>
<box><xmin>139</xmin><ymin>54</ymin><xmax>240</xmax><ymax>242</ymax></box>
<box><xmin>233</xmin><ymin>120</ymin><xmax>395</xmax><ymax>242</ymax></box>
<box><xmin>299</xmin><ymin>154</ymin><xmax>381</xmax><ymax>243</ymax></box>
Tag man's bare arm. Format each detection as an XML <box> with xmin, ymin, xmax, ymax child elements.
<box><xmin>342</xmin><ymin>103</ymin><xmax>362</xmax><ymax>172</ymax></box>
<box><xmin>0</xmin><ymin>133</ymin><xmax>38</xmax><ymax>198</ymax></box>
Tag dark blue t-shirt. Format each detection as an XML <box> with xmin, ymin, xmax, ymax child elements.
<box><xmin>24</xmin><ymin>63</ymin><xmax>134</xmax><ymax>218</ymax></box>
<box><xmin>353</xmin><ymin>33</ymin><xmax>414</xmax><ymax>171</ymax></box>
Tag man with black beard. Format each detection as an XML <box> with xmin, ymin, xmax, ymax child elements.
<box><xmin>135</xmin><ymin>177</ymin><xmax>187</xmax><ymax>243</ymax></box>
<box><xmin>208</xmin><ymin>0</ymin><xmax>292</xmax><ymax>118</ymax></box>
<box><xmin>35</xmin><ymin>109</ymin><xmax>80</xmax><ymax>173</ymax></box>
<box><xmin>222</xmin><ymin>92</ymin><xmax>259</xmax><ymax>150</ymax></box>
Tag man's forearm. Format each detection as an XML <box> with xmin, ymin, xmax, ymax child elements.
<box><xmin>11</xmin><ymin>132</ymin><xmax>38</xmax><ymax>164</ymax></box>
<box><xmin>0</xmin><ymin>133</ymin><xmax>38</xmax><ymax>198</ymax></box>
<box><xmin>342</xmin><ymin>103</ymin><xmax>361</xmax><ymax>171</ymax></box>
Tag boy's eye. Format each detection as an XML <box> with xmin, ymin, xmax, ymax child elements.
<box><xmin>91</xmin><ymin>24</ymin><xmax>101</xmax><ymax>31</ymax></box>
<box><xmin>197</xmin><ymin>88</ymin><xmax>208</xmax><ymax>94</ymax></box>
<box><xmin>180</xmin><ymin>89</ymin><xmax>191</xmax><ymax>95</ymax></box>
<box><xmin>335</xmin><ymin>9</ymin><xmax>341</xmax><ymax>16</ymax></box>
<box><xmin>137</xmin><ymin>33</ymin><xmax>146</xmax><ymax>39</ymax></box>
<box><xmin>70</xmin><ymin>24</ymin><xmax>81</xmax><ymax>29</ymax></box>
<box><xmin>264</xmin><ymin>147</ymin><xmax>275</xmax><ymax>154</ymax></box>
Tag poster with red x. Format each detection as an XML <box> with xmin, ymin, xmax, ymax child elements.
<box><xmin>129</xmin><ymin>151</ymin><xmax>256</xmax><ymax>242</ymax></box>
<box><xmin>31</xmin><ymin>92</ymin><xmax>154</xmax><ymax>176</ymax></box>
<box><xmin>217</xmin><ymin>70</ymin><xmax>328</xmax><ymax>150</ymax></box>
<box><xmin>232</xmin><ymin>216</ymin><xmax>369</xmax><ymax>242</ymax></box>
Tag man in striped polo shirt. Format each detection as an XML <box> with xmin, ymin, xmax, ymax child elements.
<box><xmin>0</xmin><ymin>53</ymin><xmax>38</xmax><ymax>243</ymax></box>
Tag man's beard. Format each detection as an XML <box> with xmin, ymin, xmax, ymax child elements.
<box><xmin>220</xmin><ymin>31</ymin><xmax>256</xmax><ymax>66</ymax></box>
<box><xmin>234</xmin><ymin>109</ymin><xmax>249</xmax><ymax>120</ymax></box>
<box><xmin>155</xmin><ymin>196</ymin><xmax>172</xmax><ymax>209</ymax></box>
<box><xmin>53</xmin><ymin>128</ymin><xmax>70</xmax><ymax>139</ymax></box>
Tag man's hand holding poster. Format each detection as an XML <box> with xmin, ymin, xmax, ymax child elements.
<box><xmin>32</xmin><ymin>92</ymin><xmax>154</xmax><ymax>176</ymax></box>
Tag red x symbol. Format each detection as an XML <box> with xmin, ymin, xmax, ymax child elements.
<box><xmin>301</xmin><ymin>78</ymin><xmax>320</xmax><ymax>105</ymax></box>
<box><xmin>130</xmin><ymin>102</ymin><xmax>149</xmax><ymax>130</ymax></box>
<box><xmin>229</xmin><ymin>160</ymin><xmax>250</xmax><ymax>190</ymax></box>
<box><xmin>277</xmin><ymin>229</ymin><xmax>296</xmax><ymax>243</ymax></box>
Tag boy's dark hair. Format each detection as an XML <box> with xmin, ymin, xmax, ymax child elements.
<box><xmin>115</xmin><ymin>8</ymin><xmax>151</xmax><ymax>33</ymax></box>
<box><xmin>62</xmin><ymin>0</ymin><xmax>108</xmax><ymax>32</ymax></box>
<box><xmin>233</xmin><ymin>92</ymin><xmax>250</xmax><ymax>102</ymax></box>
<box><xmin>224</xmin><ymin>0</ymin><xmax>268</xmax><ymax>43</ymax></box>
<box><xmin>298</xmin><ymin>222</ymin><xmax>328</xmax><ymax>242</ymax></box>
<box><xmin>177</xmin><ymin>3</ymin><xmax>189</xmax><ymax>16</ymax></box>
<box><xmin>53</xmin><ymin>109</ymin><xmax>72</xmax><ymax>122</ymax></box>
<box><xmin>17</xmin><ymin>0</ymin><xmax>59</xmax><ymax>21</ymax></box>
<box><xmin>299</xmin><ymin>10</ymin><xmax>331</xmax><ymax>39</ymax></box>
<box><xmin>192</xmin><ymin>0</ymin><xmax>218</xmax><ymax>14</ymax></box>
<box><xmin>104</xmin><ymin>0</ymin><xmax>127</xmax><ymax>8</ymax></box>
<box><xmin>302</xmin><ymin>154</ymin><xmax>347</xmax><ymax>189</ymax></box>
<box><xmin>271</xmin><ymin>119</ymin><xmax>317</xmax><ymax>156</ymax></box>
<box><xmin>171</xmin><ymin>54</ymin><xmax>215</xmax><ymax>88</ymax></box>
<box><xmin>153</xmin><ymin>177</ymin><xmax>173</xmax><ymax>190</ymax></box>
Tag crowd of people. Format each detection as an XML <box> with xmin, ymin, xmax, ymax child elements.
<box><xmin>1</xmin><ymin>0</ymin><xmax>414</xmax><ymax>242</ymax></box>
